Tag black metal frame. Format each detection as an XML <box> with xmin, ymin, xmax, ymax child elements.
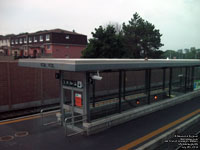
<box><xmin>92</xmin><ymin>80</ymin><xmax>96</xmax><ymax>108</ymax></box>
<box><xmin>191</xmin><ymin>67</ymin><xmax>195</xmax><ymax>90</ymax></box>
<box><xmin>185</xmin><ymin>67</ymin><xmax>188</xmax><ymax>92</ymax></box>
<box><xmin>87</xmin><ymin>65</ymin><xmax>199</xmax><ymax>122</ymax></box>
<box><xmin>123</xmin><ymin>71</ymin><xmax>126</xmax><ymax>100</ymax></box>
<box><xmin>85</xmin><ymin>72</ymin><xmax>91</xmax><ymax>122</ymax></box>
<box><xmin>169</xmin><ymin>68</ymin><xmax>172</xmax><ymax>97</ymax></box>
<box><xmin>147</xmin><ymin>69</ymin><xmax>151</xmax><ymax>104</ymax></box>
<box><xmin>163</xmin><ymin>68</ymin><xmax>166</xmax><ymax>91</ymax></box>
<box><xmin>118</xmin><ymin>71</ymin><xmax>122</xmax><ymax>113</ymax></box>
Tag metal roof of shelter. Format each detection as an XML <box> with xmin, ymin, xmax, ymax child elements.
<box><xmin>18</xmin><ymin>58</ymin><xmax>200</xmax><ymax>72</ymax></box>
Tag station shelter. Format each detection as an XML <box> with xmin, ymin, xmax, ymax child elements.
<box><xmin>19</xmin><ymin>59</ymin><xmax>200</xmax><ymax>136</ymax></box>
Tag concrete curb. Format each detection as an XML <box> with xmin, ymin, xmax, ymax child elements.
<box><xmin>136</xmin><ymin>114</ymin><xmax>200</xmax><ymax>150</ymax></box>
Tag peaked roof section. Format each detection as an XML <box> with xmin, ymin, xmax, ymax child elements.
<box><xmin>0</xmin><ymin>34</ymin><xmax>16</xmax><ymax>39</ymax></box>
<box><xmin>30</xmin><ymin>28</ymin><xmax>86</xmax><ymax>36</ymax></box>
<box><xmin>1</xmin><ymin>29</ymin><xmax>86</xmax><ymax>38</ymax></box>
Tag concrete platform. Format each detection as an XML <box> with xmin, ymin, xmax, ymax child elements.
<box><xmin>0</xmin><ymin>96</ymin><xmax>200</xmax><ymax>150</ymax></box>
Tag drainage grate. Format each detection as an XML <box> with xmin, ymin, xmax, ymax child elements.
<box><xmin>0</xmin><ymin>135</ymin><xmax>14</xmax><ymax>141</ymax></box>
<box><xmin>15</xmin><ymin>131</ymin><xmax>29</xmax><ymax>137</ymax></box>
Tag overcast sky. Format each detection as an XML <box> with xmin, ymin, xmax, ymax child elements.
<box><xmin>0</xmin><ymin>0</ymin><xmax>199</xmax><ymax>50</ymax></box>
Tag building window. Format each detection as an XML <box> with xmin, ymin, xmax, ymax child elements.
<box><xmin>14</xmin><ymin>51</ymin><xmax>18</xmax><ymax>57</ymax></box>
<box><xmin>24</xmin><ymin>37</ymin><xmax>27</xmax><ymax>43</ymax></box>
<box><xmin>20</xmin><ymin>38</ymin><xmax>23</xmax><ymax>44</ymax></box>
<box><xmin>11</xmin><ymin>40</ymin><xmax>14</xmax><ymax>44</ymax></box>
<box><xmin>15</xmin><ymin>39</ymin><xmax>18</xmax><ymax>44</ymax></box>
<box><xmin>29</xmin><ymin>37</ymin><xmax>32</xmax><ymax>43</ymax></box>
<box><xmin>46</xmin><ymin>34</ymin><xmax>50</xmax><ymax>41</ymax></box>
<box><xmin>34</xmin><ymin>36</ymin><xmax>37</xmax><ymax>42</ymax></box>
<box><xmin>65</xmin><ymin>35</ymin><xmax>70</xmax><ymax>39</ymax></box>
<box><xmin>46</xmin><ymin>45</ymin><xmax>50</xmax><ymax>50</ymax></box>
<box><xmin>40</xmin><ymin>35</ymin><xmax>43</xmax><ymax>42</ymax></box>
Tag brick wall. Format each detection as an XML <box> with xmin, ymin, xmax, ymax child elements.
<box><xmin>0</xmin><ymin>61</ymin><xmax>60</xmax><ymax>110</ymax></box>
<box><xmin>0</xmin><ymin>60</ymin><xmax>184</xmax><ymax>112</ymax></box>
<box><xmin>52</xmin><ymin>44</ymin><xmax>86</xmax><ymax>58</ymax></box>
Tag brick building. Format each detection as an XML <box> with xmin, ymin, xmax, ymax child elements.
<box><xmin>0</xmin><ymin>34</ymin><xmax>14</xmax><ymax>56</ymax></box>
<box><xmin>7</xmin><ymin>29</ymin><xmax>87</xmax><ymax>58</ymax></box>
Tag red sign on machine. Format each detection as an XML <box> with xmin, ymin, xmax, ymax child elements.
<box><xmin>75</xmin><ymin>93</ymin><xmax>82</xmax><ymax>107</ymax></box>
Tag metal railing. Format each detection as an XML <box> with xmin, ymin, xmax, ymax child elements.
<box><xmin>64</xmin><ymin>114</ymin><xmax>86</xmax><ymax>137</ymax></box>
<box><xmin>40</xmin><ymin>106</ymin><xmax>61</xmax><ymax>126</ymax></box>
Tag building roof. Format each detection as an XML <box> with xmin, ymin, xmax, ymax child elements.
<box><xmin>29</xmin><ymin>28</ymin><xmax>86</xmax><ymax>36</ymax></box>
<box><xmin>7</xmin><ymin>29</ymin><xmax>86</xmax><ymax>39</ymax></box>
<box><xmin>0</xmin><ymin>34</ymin><xmax>15</xmax><ymax>39</ymax></box>
<box><xmin>18</xmin><ymin>58</ymin><xmax>200</xmax><ymax>72</ymax></box>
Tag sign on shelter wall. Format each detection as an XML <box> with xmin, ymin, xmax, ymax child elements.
<box><xmin>75</xmin><ymin>93</ymin><xmax>82</xmax><ymax>107</ymax></box>
<box><xmin>194</xmin><ymin>80</ymin><xmax>200</xmax><ymax>90</ymax></box>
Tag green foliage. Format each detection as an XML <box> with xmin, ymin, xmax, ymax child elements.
<box><xmin>122</xmin><ymin>13</ymin><xmax>163</xmax><ymax>58</ymax></box>
<box><xmin>82</xmin><ymin>25</ymin><xmax>125</xmax><ymax>58</ymax></box>
<box><xmin>162</xmin><ymin>47</ymin><xmax>200</xmax><ymax>59</ymax></box>
<box><xmin>82</xmin><ymin>12</ymin><xmax>164</xmax><ymax>58</ymax></box>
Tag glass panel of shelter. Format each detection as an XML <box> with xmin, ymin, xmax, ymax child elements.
<box><xmin>125</xmin><ymin>70</ymin><xmax>147</xmax><ymax>108</ymax></box>
<box><xmin>62</xmin><ymin>72</ymin><xmax>85</xmax><ymax>123</ymax></box>
<box><xmin>89</xmin><ymin>66</ymin><xmax>198</xmax><ymax>121</ymax></box>
<box><xmin>90</xmin><ymin>71</ymin><xmax>120</xmax><ymax>120</ymax></box>
<box><xmin>194</xmin><ymin>67</ymin><xmax>200</xmax><ymax>91</ymax></box>
<box><xmin>60</xmin><ymin>66</ymin><xmax>199</xmax><ymax>122</ymax></box>
<box><xmin>171</xmin><ymin>67</ymin><xmax>195</xmax><ymax>95</ymax></box>
<box><xmin>149</xmin><ymin>69</ymin><xmax>168</xmax><ymax>104</ymax></box>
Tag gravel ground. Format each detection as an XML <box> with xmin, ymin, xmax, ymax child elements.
<box><xmin>155</xmin><ymin>120</ymin><xmax>200</xmax><ymax>150</ymax></box>
<box><xmin>0</xmin><ymin>103</ymin><xmax>59</xmax><ymax>121</ymax></box>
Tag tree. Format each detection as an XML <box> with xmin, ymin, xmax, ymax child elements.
<box><xmin>177</xmin><ymin>49</ymin><xmax>183</xmax><ymax>59</ymax></box>
<box><xmin>162</xmin><ymin>50</ymin><xmax>177</xmax><ymax>59</ymax></box>
<box><xmin>82</xmin><ymin>12</ymin><xmax>164</xmax><ymax>58</ymax></box>
<box><xmin>105</xmin><ymin>22</ymin><xmax>122</xmax><ymax>35</ymax></box>
<box><xmin>122</xmin><ymin>13</ymin><xmax>163</xmax><ymax>58</ymax></box>
<box><xmin>197</xmin><ymin>49</ymin><xmax>200</xmax><ymax>59</ymax></box>
<box><xmin>162</xmin><ymin>47</ymin><xmax>200</xmax><ymax>59</ymax></box>
<box><xmin>184</xmin><ymin>47</ymin><xmax>198</xmax><ymax>59</ymax></box>
<box><xmin>190</xmin><ymin>47</ymin><xmax>197</xmax><ymax>59</ymax></box>
<box><xmin>81</xmin><ymin>25</ymin><xmax>125</xmax><ymax>58</ymax></box>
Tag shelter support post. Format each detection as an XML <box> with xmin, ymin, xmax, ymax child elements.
<box><xmin>84</xmin><ymin>72</ymin><xmax>90</xmax><ymax>122</ymax></box>
<box><xmin>162</xmin><ymin>68</ymin><xmax>166</xmax><ymax>91</ymax></box>
<box><xmin>185</xmin><ymin>67</ymin><xmax>188</xmax><ymax>92</ymax></box>
<box><xmin>145</xmin><ymin>69</ymin><xmax>148</xmax><ymax>94</ymax></box>
<box><xmin>169</xmin><ymin>68</ymin><xmax>172</xmax><ymax>97</ymax></box>
<box><xmin>188</xmin><ymin>67</ymin><xmax>191</xmax><ymax>88</ymax></box>
<box><xmin>92</xmin><ymin>80</ymin><xmax>96</xmax><ymax>108</ymax></box>
<box><xmin>71</xmin><ymin>90</ymin><xmax>74</xmax><ymax>125</ymax></box>
<box><xmin>191</xmin><ymin>67</ymin><xmax>195</xmax><ymax>90</ymax></box>
<box><xmin>118</xmin><ymin>71</ymin><xmax>122</xmax><ymax>113</ymax></box>
<box><xmin>123</xmin><ymin>71</ymin><xmax>126</xmax><ymax>100</ymax></box>
<box><xmin>60</xmin><ymin>70</ymin><xmax>64</xmax><ymax>125</ymax></box>
<box><xmin>147</xmin><ymin>69</ymin><xmax>151</xmax><ymax>104</ymax></box>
